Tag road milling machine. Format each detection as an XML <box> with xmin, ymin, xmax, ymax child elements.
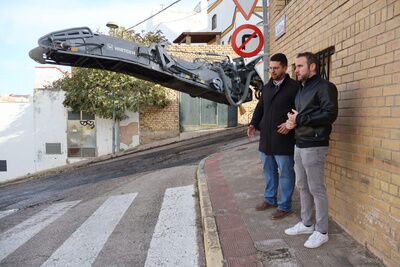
<box><xmin>30</xmin><ymin>27</ymin><xmax>265</xmax><ymax>106</ymax></box>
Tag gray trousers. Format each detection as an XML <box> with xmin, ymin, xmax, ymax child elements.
<box><xmin>294</xmin><ymin>146</ymin><xmax>329</xmax><ymax>233</ymax></box>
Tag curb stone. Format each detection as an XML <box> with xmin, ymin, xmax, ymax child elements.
<box><xmin>197</xmin><ymin>157</ymin><xmax>224</xmax><ymax>267</ymax></box>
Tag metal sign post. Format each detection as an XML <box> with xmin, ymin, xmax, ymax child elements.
<box><xmin>263</xmin><ymin>0</ymin><xmax>269</xmax><ymax>84</ymax></box>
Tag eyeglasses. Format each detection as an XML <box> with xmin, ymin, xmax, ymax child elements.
<box><xmin>269</xmin><ymin>67</ymin><xmax>281</xmax><ymax>71</ymax></box>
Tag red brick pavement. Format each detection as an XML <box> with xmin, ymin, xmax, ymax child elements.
<box><xmin>205</xmin><ymin>154</ymin><xmax>262</xmax><ymax>267</ymax></box>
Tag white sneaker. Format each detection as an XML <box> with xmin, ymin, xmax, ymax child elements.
<box><xmin>284</xmin><ymin>222</ymin><xmax>315</xmax><ymax>235</ymax></box>
<box><xmin>304</xmin><ymin>231</ymin><xmax>329</xmax><ymax>248</ymax></box>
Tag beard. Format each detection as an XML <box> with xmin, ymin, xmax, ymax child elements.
<box><xmin>297</xmin><ymin>72</ymin><xmax>310</xmax><ymax>81</ymax></box>
<box><xmin>272</xmin><ymin>73</ymin><xmax>285</xmax><ymax>81</ymax></box>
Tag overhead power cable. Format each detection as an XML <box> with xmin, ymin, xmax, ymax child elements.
<box><xmin>151</xmin><ymin>4</ymin><xmax>208</xmax><ymax>32</ymax></box>
<box><xmin>126</xmin><ymin>0</ymin><xmax>181</xmax><ymax>31</ymax></box>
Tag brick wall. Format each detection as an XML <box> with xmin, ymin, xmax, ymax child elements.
<box><xmin>139</xmin><ymin>89</ymin><xmax>179</xmax><ymax>144</ymax></box>
<box><xmin>239</xmin><ymin>91</ymin><xmax>260</xmax><ymax>126</ymax></box>
<box><xmin>140</xmin><ymin>44</ymin><xmax>258</xmax><ymax>143</ymax></box>
<box><xmin>269</xmin><ymin>0</ymin><xmax>400</xmax><ymax>266</ymax></box>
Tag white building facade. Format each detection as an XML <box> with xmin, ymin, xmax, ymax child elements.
<box><xmin>0</xmin><ymin>67</ymin><xmax>139</xmax><ymax>183</ymax></box>
<box><xmin>143</xmin><ymin>0</ymin><xmax>208</xmax><ymax>42</ymax></box>
<box><xmin>0</xmin><ymin>96</ymin><xmax>35</xmax><ymax>181</ymax></box>
<box><xmin>207</xmin><ymin>0</ymin><xmax>265</xmax><ymax>45</ymax></box>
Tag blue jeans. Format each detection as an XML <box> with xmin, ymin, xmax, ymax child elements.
<box><xmin>259</xmin><ymin>152</ymin><xmax>295</xmax><ymax>212</ymax></box>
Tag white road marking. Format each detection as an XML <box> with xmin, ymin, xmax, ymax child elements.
<box><xmin>41</xmin><ymin>193</ymin><xmax>137</xmax><ymax>267</ymax></box>
<box><xmin>144</xmin><ymin>185</ymin><xmax>199</xmax><ymax>267</ymax></box>
<box><xmin>0</xmin><ymin>201</ymin><xmax>80</xmax><ymax>261</ymax></box>
<box><xmin>0</xmin><ymin>209</ymin><xmax>18</xmax><ymax>220</ymax></box>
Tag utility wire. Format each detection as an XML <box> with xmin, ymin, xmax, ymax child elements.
<box><xmin>153</xmin><ymin>11</ymin><xmax>197</xmax><ymax>29</ymax></box>
<box><xmin>126</xmin><ymin>0</ymin><xmax>181</xmax><ymax>32</ymax></box>
<box><xmin>151</xmin><ymin>4</ymin><xmax>208</xmax><ymax>32</ymax></box>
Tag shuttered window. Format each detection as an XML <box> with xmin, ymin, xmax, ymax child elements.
<box><xmin>45</xmin><ymin>143</ymin><xmax>62</xmax><ymax>154</ymax></box>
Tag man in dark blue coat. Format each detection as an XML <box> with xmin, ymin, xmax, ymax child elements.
<box><xmin>247</xmin><ymin>53</ymin><xmax>299</xmax><ymax>219</ymax></box>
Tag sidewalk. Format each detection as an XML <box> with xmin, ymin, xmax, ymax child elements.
<box><xmin>197</xmin><ymin>136</ymin><xmax>384</xmax><ymax>267</ymax></box>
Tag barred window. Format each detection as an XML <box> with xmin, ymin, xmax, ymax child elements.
<box><xmin>316</xmin><ymin>46</ymin><xmax>335</xmax><ymax>81</ymax></box>
<box><xmin>291</xmin><ymin>63</ymin><xmax>296</xmax><ymax>80</ymax></box>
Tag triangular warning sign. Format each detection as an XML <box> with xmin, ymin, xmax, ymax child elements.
<box><xmin>233</xmin><ymin>0</ymin><xmax>258</xmax><ymax>20</ymax></box>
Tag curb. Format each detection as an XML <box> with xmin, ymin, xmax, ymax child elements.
<box><xmin>197</xmin><ymin>157</ymin><xmax>224</xmax><ymax>267</ymax></box>
<box><xmin>1</xmin><ymin>126</ymin><xmax>246</xmax><ymax>188</ymax></box>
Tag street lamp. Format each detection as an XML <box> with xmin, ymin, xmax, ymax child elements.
<box><xmin>106</xmin><ymin>22</ymin><xmax>119</xmax><ymax>154</ymax></box>
<box><xmin>106</xmin><ymin>21</ymin><xmax>119</xmax><ymax>29</ymax></box>
<box><xmin>106</xmin><ymin>21</ymin><xmax>119</xmax><ymax>38</ymax></box>
<box><xmin>112</xmin><ymin>90</ymin><xmax>116</xmax><ymax>154</ymax></box>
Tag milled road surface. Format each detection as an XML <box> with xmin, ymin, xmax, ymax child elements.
<box><xmin>0</xmin><ymin>128</ymin><xmax>247</xmax><ymax>266</ymax></box>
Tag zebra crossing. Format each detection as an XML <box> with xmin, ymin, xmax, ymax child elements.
<box><xmin>0</xmin><ymin>185</ymin><xmax>200</xmax><ymax>267</ymax></box>
<box><xmin>145</xmin><ymin>185</ymin><xmax>198</xmax><ymax>267</ymax></box>
<box><xmin>0</xmin><ymin>200</ymin><xmax>80</xmax><ymax>262</ymax></box>
<box><xmin>0</xmin><ymin>209</ymin><xmax>18</xmax><ymax>220</ymax></box>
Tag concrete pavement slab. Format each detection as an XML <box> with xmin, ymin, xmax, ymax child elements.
<box><xmin>198</xmin><ymin>137</ymin><xmax>385</xmax><ymax>267</ymax></box>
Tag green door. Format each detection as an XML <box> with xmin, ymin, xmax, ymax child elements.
<box><xmin>200</xmin><ymin>99</ymin><xmax>217</xmax><ymax>125</ymax></box>
<box><xmin>179</xmin><ymin>92</ymin><xmax>233</xmax><ymax>131</ymax></box>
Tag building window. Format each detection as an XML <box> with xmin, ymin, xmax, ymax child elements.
<box><xmin>291</xmin><ymin>63</ymin><xmax>296</xmax><ymax>80</ymax></box>
<box><xmin>67</xmin><ymin>111</ymin><xmax>96</xmax><ymax>158</ymax></box>
<box><xmin>0</xmin><ymin>160</ymin><xmax>6</xmax><ymax>172</ymax></box>
<box><xmin>46</xmin><ymin>143</ymin><xmax>62</xmax><ymax>154</ymax></box>
<box><xmin>211</xmin><ymin>14</ymin><xmax>217</xmax><ymax>30</ymax></box>
<box><xmin>316</xmin><ymin>46</ymin><xmax>335</xmax><ymax>81</ymax></box>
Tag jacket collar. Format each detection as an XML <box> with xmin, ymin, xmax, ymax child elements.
<box><xmin>267</xmin><ymin>73</ymin><xmax>290</xmax><ymax>88</ymax></box>
<box><xmin>302</xmin><ymin>73</ymin><xmax>320</xmax><ymax>87</ymax></box>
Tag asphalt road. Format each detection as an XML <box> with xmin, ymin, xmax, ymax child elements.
<box><xmin>0</xmin><ymin>128</ymin><xmax>247</xmax><ymax>266</ymax></box>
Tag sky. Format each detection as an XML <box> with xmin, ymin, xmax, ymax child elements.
<box><xmin>0</xmin><ymin>0</ymin><xmax>201</xmax><ymax>96</ymax></box>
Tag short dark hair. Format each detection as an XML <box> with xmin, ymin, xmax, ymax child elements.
<box><xmin>296</xmin><ymin>52</ymin><xmax>318</xmax><ymax>66</ymax></box>
<box><xmin>270</xmin><ymin>53</ymin><xmax>288</xmax><ymax>67</ymax></box>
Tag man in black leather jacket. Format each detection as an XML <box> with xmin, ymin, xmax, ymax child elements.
<box><xmin>284</xmin><ymin>52</ymin><xmax>338</xmax><ymax>249</ymax></box>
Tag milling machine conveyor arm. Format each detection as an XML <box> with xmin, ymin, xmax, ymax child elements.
<box><xmin>29</xmin><ymin>27</ymin><xmax>263</xmax><ymax>106</ymax></box>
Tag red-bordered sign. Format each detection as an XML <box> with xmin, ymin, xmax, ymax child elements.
<box><xmin>231</xmin><ymin>24</ymin><xmax>264</xmax><ymax>58</ymax></box>
<box><xmin>233</xmin><ymin>0</ymin><xmax>258</xmax><ymax>20</ymax></box>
